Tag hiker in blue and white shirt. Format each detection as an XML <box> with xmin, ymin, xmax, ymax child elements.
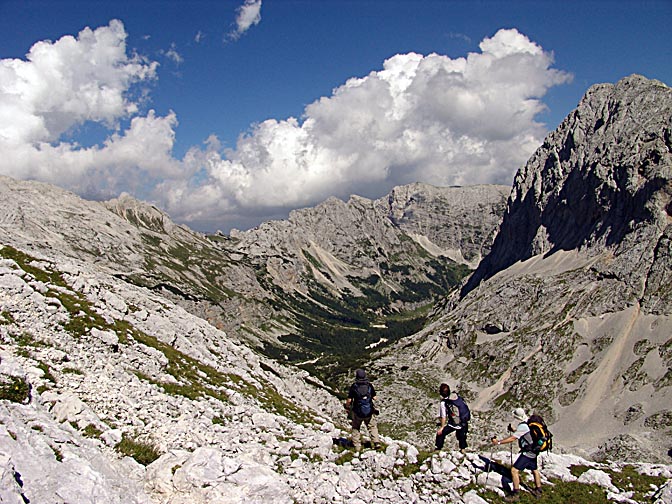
<box><xmin>344</xmin><ymin>369</ymin><xmax>381</xmax><ymax>452</ymax></box>
<box><xmin>435</xmin><ymin>383</ymin><xmax>469</xmax><ymax>452</ymax></box>
<box><xmin>491</xmin><ymin>407</ymin><xmax>543</xmax><ymax>501</ymax></box>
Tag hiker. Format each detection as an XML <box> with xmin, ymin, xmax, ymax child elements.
<box><xmin>435</xmin><ymin>383</ymin><xmax>470</xmax><ymax>452</ymax></box>
<box><xmin>344</xmin><ymin>368</ymin><xmax>381</xmax><ymax>451</ymax></box>
<box><xmin>491</xmin><ymin>407</ymin><xmax>543</xmax><ymax>501</ymax></box>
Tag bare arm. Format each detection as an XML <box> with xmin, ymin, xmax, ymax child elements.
<box><xmin>492</xmin><ymin>434</ymin><xmax>517</xmax><ymax>445</ymax></box>
<box><xmin>437</xmin><ymin>403</ymin><xmax>447</xmax><ymax>434</ymax></box>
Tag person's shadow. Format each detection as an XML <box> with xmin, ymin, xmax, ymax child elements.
<box><xmin>474</xmin><ymin>455</ymin><xmax>535</xmax><ymax>493</ymax></box>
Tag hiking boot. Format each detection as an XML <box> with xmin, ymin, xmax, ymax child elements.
<box><xmin>533</xmin><ymin>487</ymin><xmax>543</xmax><ymax>498</ymax></box>
<box><xmin>504</xmin><ymin>491</ymin><xmax>520</xmax><ymax>502</ymax></box>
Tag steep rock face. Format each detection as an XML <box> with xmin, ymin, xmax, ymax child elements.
<box><xmin>378</xmin><ymin>75</ymin><xmax>672</xmax><ymax>461</ymax></box>
<box><xmin>231</xmin><ymin>183</ymin><xmax>510</xmax><ymax>265</ymax></box>
<box><xmin>382</xmin><ymin>183</ymin><xmax>509</xmax><ymax>268</ymax></box>
<box><xmin>231</xmin><ymin>184</ymin><xmax>509</xmax><ymax>302</ymax></box>
<box><xmin>463</xmin><ymin>74</ymin><xmax>672</xmax><ymax>303</ymax></box>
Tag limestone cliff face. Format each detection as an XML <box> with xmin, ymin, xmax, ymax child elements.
<box><xmin>374</xmin><ymin>75</ymin><xmax>672</xmax><ymax>462</ymax></box>
<box><xmin>381</xmin><ymin>183</ymin><xmax>508</xmax><ymax>268</ymax></box>
<box><xmin>463</xmin><ymin>74</ymin><xmax>672</xmax><ymax>307</ymax></box>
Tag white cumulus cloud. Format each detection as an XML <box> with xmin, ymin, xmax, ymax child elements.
<box><xmin>230</xmin><ymin>0</ymin><xmax>262</xmax><ymax>40</ymax></box>
<box><xmin>159</xmin><ymin>28</ymin><xmax>571</xmax><ymax>230</ymax></box>
<box><xmin>0</xmin><ymin>20</ymin><xmax>180</xmax><ymax>199</ymax></box>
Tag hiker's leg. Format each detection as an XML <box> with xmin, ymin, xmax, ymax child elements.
<box><xmin>435</xmin><ymin>428</ymin><xmax>447</xmax><ymax>450</ymax></box>
<box><xmin>351</xmin><ymin>415</ymin><xmax>363</xmax><ymax>451</ymax></box>
<box><xmin>510</xmin><ymin>467</ymin><xmax>521</xmax><ymax>491</ymax></box>
<box><xmin>533</xmin><ymin>468</ymin><xmax>541</xmax><ymax>487</ymax></box>
<box><xmin>512</xmin><ymin>454</ymin><xmax>536</xmax><ymax>491</ymax></box>
<box><xmin>456</xmin><ymin>423</ymin><xmax>468</xmax><ymax>450</ymax></box>
<box><xmin>366</xmin><ymin>414</ymin><xmax>381</xmax><ymax>445</ymax></box>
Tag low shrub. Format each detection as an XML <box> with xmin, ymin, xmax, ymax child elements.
<box><xmin>0</xmin><ymin>375</ymin><xmax>31</xmax><ymax>403</ymax></box>
<box><xmin>115</xmin><ymin>434</ymin><xmax>161</xmax><ymax>466</ymax></box>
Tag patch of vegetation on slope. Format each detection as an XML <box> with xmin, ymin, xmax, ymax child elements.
<box><xmin>116</xmin><ymin>232</ymin><xmax>243</xmax><ymax>304</ymax></box>
<box><xmin>257</xmin><ymin>255</ymin><xmax>472</xmax><ymax>390</ymax></box>
<box><xmin>0</xmin><ymin>244</ymin><xmax>313</xmax><ymax>428</ymax></box>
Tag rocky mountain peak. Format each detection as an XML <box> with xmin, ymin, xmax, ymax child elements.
<box><xmin>104</xmin><ymin>192</ymin><xmax>176</xmax><ymax>234</ymax></box>
<box><xmin>463</xmin><ymin>74</ymin><xmax>672</xmax><ymax>298</ymax></box>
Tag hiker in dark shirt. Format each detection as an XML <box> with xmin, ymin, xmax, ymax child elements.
<box><xmin>344</xmin><ymin>368</ymin><xmax>381</xmax><ymax>451</ymax></box>
<box><xmin>435</xmin><ymin>383</ymin><xmax>470</xmax><ymax>452</ymax></box>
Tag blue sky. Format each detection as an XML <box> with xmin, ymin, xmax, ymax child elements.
<box><xmin>1</xmin><ymin>1</ymin><xmax>670</xmax><ymax>232</ymax></box>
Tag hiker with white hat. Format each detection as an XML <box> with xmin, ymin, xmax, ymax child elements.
<box><xmin>491</xmin><ymin>407</ymin><xmax>543</xmax><ymax>501</ymax></box>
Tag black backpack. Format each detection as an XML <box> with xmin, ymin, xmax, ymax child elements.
<box><xmin>520</xmin><ymin>414</ymin><xmax>553</xmax><ymax>453</ymax></box>
<box><xmin>353</xmin><ymin>381</ymin><xmax>373</xmax><ymax>418</ymax></box>
<box><xmin>444</xmin><ymin>395</ymin><xmax>471</xmax><ymax>425</ymax></box>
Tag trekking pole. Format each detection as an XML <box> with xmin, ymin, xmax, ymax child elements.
<box><xmin>486</xmin><ymin>436</ymin><xmax>496</xmax><ymax>487</ymax></box>
<box><xmin>507</xmin><ymin>423</ymin><xmax>514</xmax><ymax>466</ymax></box>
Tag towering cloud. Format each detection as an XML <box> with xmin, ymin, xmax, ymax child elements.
<box><xmin>0</xmin><ymin>20</ymin><xmax>178</xmax><ymax>196</ymax></box>
<box><xmin>162</xmin><ymin>29</ymin><xmax>571</xmax><ymax>229</ymax></box>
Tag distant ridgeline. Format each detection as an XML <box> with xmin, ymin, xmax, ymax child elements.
<box><xmin>0</xmin><ymin>174</ymin><xmax>508</xmax><ymax>389</ymax></box>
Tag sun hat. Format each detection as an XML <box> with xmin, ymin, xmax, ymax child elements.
<box><xmin>355</xmin><ymin>369</ymin><xmax>366</xmax><ymax>380</ymax></box>
<box><xmin>512</xmin><ymin>407</ymin><xmax>527</xmax><ymax>422</ymax></box>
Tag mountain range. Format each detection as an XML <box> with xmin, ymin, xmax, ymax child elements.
<box><xmin>0</xmin><ymin>74</ymin><xmax>670</xmax><ymax>503</ymax></box>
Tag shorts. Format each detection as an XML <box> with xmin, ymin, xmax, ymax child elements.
<box><xmin>513</xmin><ymin>454</ymin><xmax>538</xmax><ymax>471</ymax></box>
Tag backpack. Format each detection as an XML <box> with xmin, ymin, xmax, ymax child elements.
<box><xmin>353</xmin><ymin>381</ymin><xmax>373</xmax><ymax>418</ymax></box>
<box><xmin>444</xmin><ymin>395</ymin><xmax>471</xmax><ymax>425</ymax></box>
<box><xmin>521</xmin><ymin>414</ymin><xmax>553</xmax><ymax>453</ymax></box>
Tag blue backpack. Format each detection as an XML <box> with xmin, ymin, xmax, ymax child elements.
<box><xmin>445</xmin><ymin>395</ymin><xmax>471</xmax><ymax>424</ymax></box>
<box><xmin>353</xmin><ymin>381</ymin><xmax>373</xmax><ymax>418</ymax></box>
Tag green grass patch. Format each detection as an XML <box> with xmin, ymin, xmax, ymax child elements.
<box><xmin>83</xmin><ymin>424</ymin><xmax>104</xmax><ymax>439</ymax></box>
<box><xmin>569</xmin><ymin>464</ymin><xmax>591</xmax><ymax>478</ymax></box>
<box><xmin>37</xmin><ymin>361</ymin><xmax>57</xmax><ymax>384</ymax></box>
<box><xmin>470</xmin><ymin>479</ymin><xmax>609</xmax><ymax>503</ymax></box>
<box><xmin>0</xmin><ymin>375</ymin><xmax>31</xmax><ymax>403</ymax></box>
<box><xmin>393</xmin><ymin>449</ymin><xmax>433</xmax><ymax>478</ymax></box>
<box><xmin>51</xmin><ymin>445</ymin><xmax>63</xmax><ymax>462</ymax></box>
<box><xmin>116</xmin><ymin>434</ymin><xmax>161</xmax><ymax>466</ymax></box>
<box><xmin>0</xmin><ymin>246</ymin><xmax>66</xmax><ymax>286</ymax></box>
<box><xmin>0</xmin><ymin>310</ymin><xmax>15</xmax><ymax>325</ymax></box>
<box><xmin>334</xmin><ymin>448</ymin><xmax>356</xmax><ymax>466</ymax></box>
<box><xmin>13</xmin><ymin>331</ymin><xmax>50</xmax><ymax>348</ymax></box>
<box><xmin>607</xmin><ymin>465</ymin><xmax>667</xmax><ymax>502</ymax></box>
<box><xmin>62</xmin><ymin>367</ymin><xmax>84</xmax><ymax>375</ymax></box>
